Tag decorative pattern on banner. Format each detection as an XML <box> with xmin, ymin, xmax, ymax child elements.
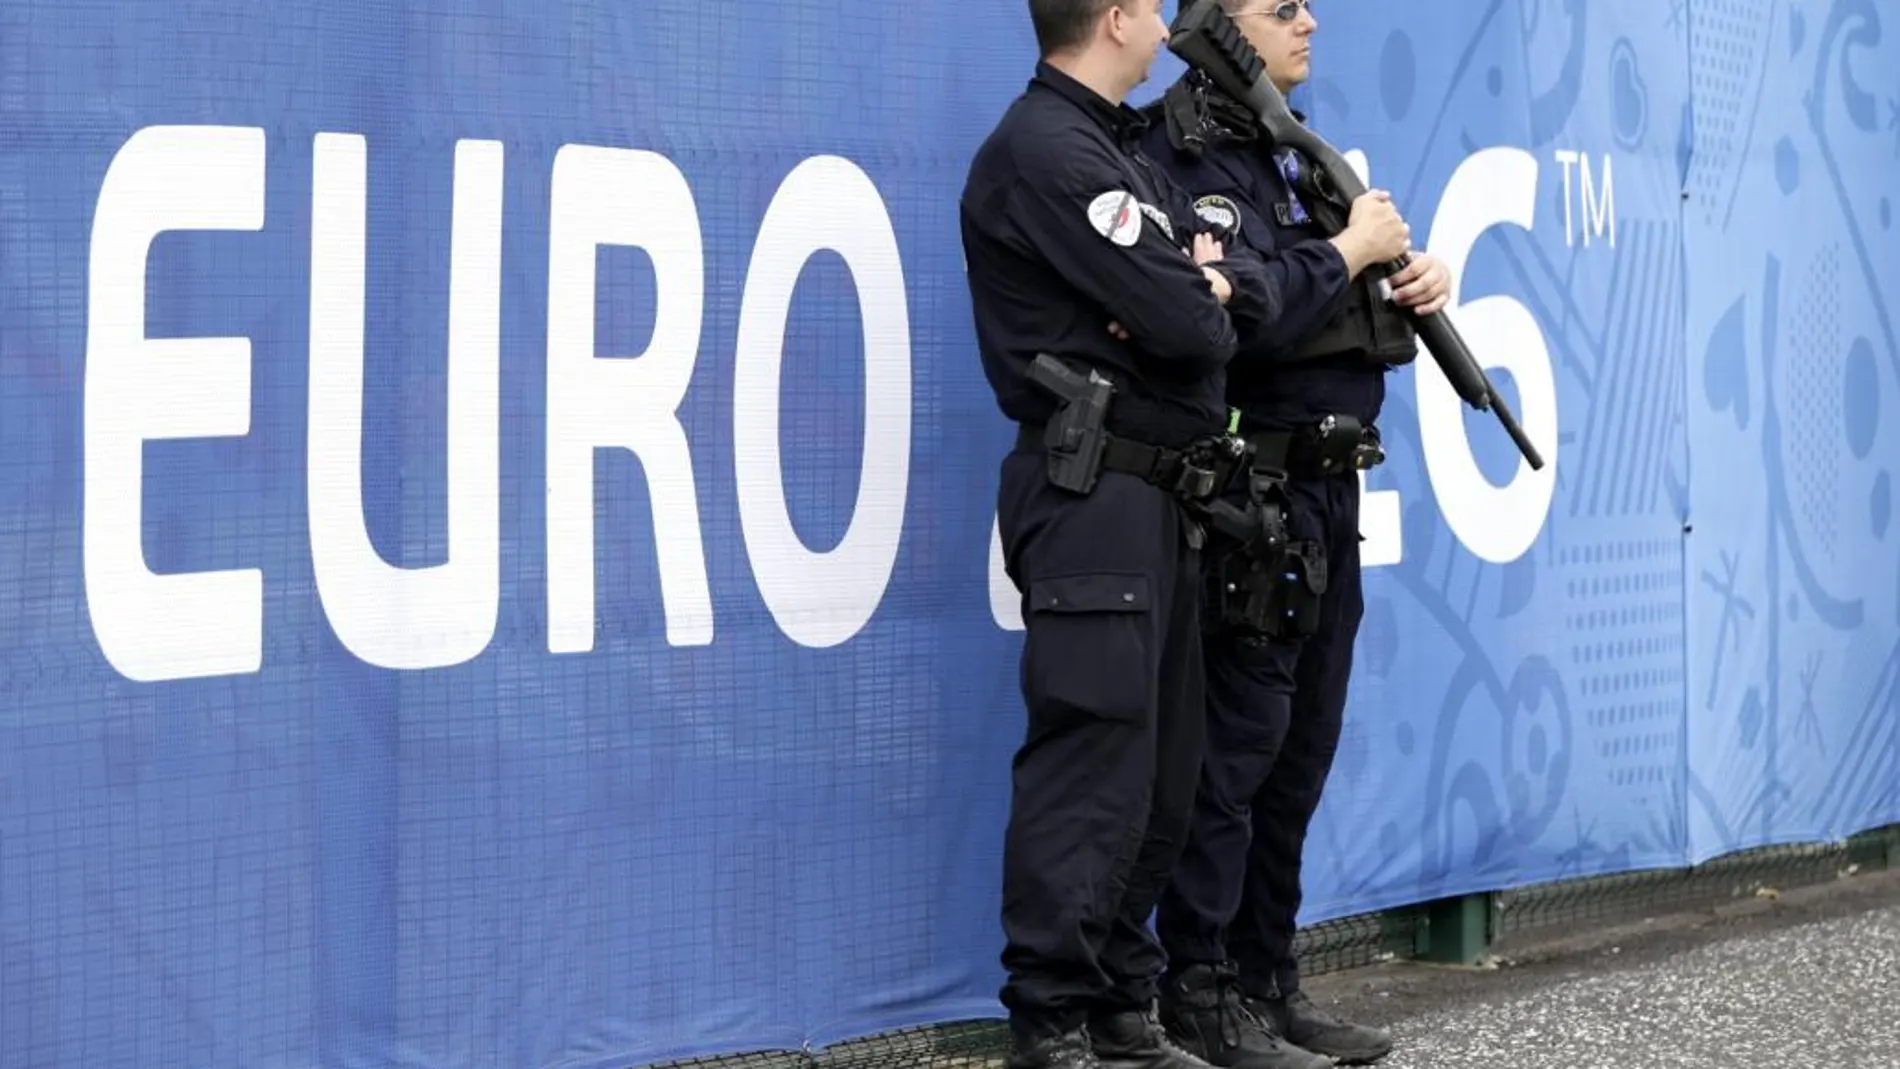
<box><xmin>0</xmin><ymin>1</ymin><xmax>1894</xmax><ymax>1067</ymax></box>
<box><xmin>1680</xmin><ymin>0</ymin><xmax>1900</xmax><ymax>864</ymax></box>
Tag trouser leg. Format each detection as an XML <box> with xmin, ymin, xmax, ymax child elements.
<box><xmin>994</xmin><ymin>452</ymin><xmax>1202</xmax><ymax>1032</ymax></box>
<box><xmin>1097</xmin><ymin>517</ymin><xmax>1209</xmax><ymax>1012</ymax></box>
<box><xmin>1151</xmin><ymin>625</ymin><xmax>1298</xmax><ymax>969</ymax></box>
<box><xmin>1229</xmin><ymin>475</ymin><xmax>1364</xmax><ymax>997</ymax></box>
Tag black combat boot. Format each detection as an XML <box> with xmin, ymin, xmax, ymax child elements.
<box><xmin>1006</xmin><ymin>1016</ymin><xmax>1099</xmax><ymax>1069</ymax></box>
<box><xmin>1248</xmin><ymin>986</ymin><xmax>1393</xmax><ymax>1066</ymax></box>
<box><xmin>1088</xmin><ymin>1005</ymin><xmax>1215</xmax><ymax>1069</ymax></box>
<box><xmin>1156</xmin><ymin>964</ymin><xmax>1329</xmax><ymax>1069</ymax></box>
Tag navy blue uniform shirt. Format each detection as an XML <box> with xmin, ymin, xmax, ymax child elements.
<box><xmin>961</xmin><ymin>62</ymin><xmax>1277</xmax><ymax>448</ymax></box>
<box><xmin>1138</xmin><ymin>85</ymin><xmax>1393</xmax><ymax>430</ymax></box>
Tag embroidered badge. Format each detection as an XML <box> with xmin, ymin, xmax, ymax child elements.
<box><xmin>1137</xmin><ymin>201</ymin><xmax>1175</xmax><ymax>242</ymax></box>
<box><xmin>1193</xmin><ymin>194</ymin><xmax>1242</xmax><ymax>240</ymax></box>
<box><xmin>1087</xmin><ymin>190</ymin><xmax>1142</xmax><ymax>247</ymax></box>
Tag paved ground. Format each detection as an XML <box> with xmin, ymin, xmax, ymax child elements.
<box><xmin>1302</xmin><ymin>868</ymin><xmax>1900</xmax><ymax>1069</ymax></box>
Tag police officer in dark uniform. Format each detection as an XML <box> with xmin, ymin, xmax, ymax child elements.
<box><xmin>1130</xmin><ymin>2</ymin><xmax>1452</xmax><ymax>1067</ymax></box>
<box><xmin>959</xmin><ymin>2</ymin><xmax>1291</xmax><ymax>1067</ymax></box>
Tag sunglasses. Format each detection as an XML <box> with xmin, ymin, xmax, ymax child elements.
<box><xmin>1236</xmin><ymin>0</ymin><xmax>1313</xmax><ymax>21</ymax></box>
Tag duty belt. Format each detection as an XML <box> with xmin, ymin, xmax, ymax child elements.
<box><xmin>1015</xmin><ymin>422</ymin><xmax>1227</xmax><ymax>502</ymax></box>
<box><xmin>1248</xmin><ymin>414</ymin><xmax>1385</xmax><ymax>479</ymax></box>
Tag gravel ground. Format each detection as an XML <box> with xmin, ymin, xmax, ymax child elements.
<box><xmin>1302</xmin><ymin>870</ymin><xmax>1900</xmax><ymax>1069</ymax></box>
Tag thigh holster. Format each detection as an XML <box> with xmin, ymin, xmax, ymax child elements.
<box><xmin>1204</xmin><ymin>469</ymin><xmax>1327</xmax><ymax>641</ymax></box>
<box><xmin>1208</xmin><ymin>536</ymin><xmax>1327</xmax><ymax>640</ymax></box>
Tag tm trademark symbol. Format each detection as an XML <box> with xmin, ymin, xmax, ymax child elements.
<box><xmin>1554</xmin><ymin>150</ymin><xmax>1616</xmax><ymax>249</ymax></box>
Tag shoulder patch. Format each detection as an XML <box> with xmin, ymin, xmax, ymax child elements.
<box><xmin>1087</xmin><ymin>190</ymin><xmax>1142</xmax><ymax>247</ymax></box>
<box><xmin>1193</xmin><ymin>194</ymin><xmax>1242</xmax><ymax>240</ymax></box>
<box><xmin>1137</xmin><ymin>201</ymin><xmax>1175</xmax><ymax>242</ymax></box>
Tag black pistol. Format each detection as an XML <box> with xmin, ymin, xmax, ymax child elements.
<box><xmin>1166</xmin><ymin>0</ymin><xmax>1546</xmax><ymax>472</ymax></box>
<box><xmin>1028</xmin><ymin>353</ymin><xmax>1115</xmax><ymax>494</ymax></box>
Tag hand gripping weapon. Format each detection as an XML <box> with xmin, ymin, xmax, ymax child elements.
<box><xmin>1167</xmin><ymin>0</ymin><xmax>1546</xmax><ymax>471</ymax></box>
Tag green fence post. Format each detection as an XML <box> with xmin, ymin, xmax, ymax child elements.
<box><xmin>1413</xmin><ymin>892</ymin><xmax>1497</xmax><ymax>965</ymax></box>
<box><xmin>1846</xmin><ymin>825</ymin><xmax>1899</xmax><ymax>870</ymax></box>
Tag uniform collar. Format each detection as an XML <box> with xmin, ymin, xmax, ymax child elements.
<box><xmin>1032</xmin><ymin>60</ymin><xmax>1152</xmax><ymax>146</ymax></box>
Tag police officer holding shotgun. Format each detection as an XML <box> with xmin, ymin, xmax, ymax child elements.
<box><xmin>1130</xmin><ymin>1</ymin><xmax>1452</xmax><ymax>1066</ymax></box>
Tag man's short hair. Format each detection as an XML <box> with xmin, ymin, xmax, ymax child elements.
<box><xmin>1029</xmin><ymin>0</ymin><xmax>1121</xmax><ymax>57</ymax></box>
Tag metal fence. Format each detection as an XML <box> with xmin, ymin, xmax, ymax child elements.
<box><xmin>643</xmin><ymin>825</ymin><xmax>1900</xmax><ymax>1069</ymax></box>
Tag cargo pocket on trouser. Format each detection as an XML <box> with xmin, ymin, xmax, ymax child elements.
<box><xmin>1021</xmin><ymin>572</ymin><xmax>1156</xmax><ymax>726</ymax></box>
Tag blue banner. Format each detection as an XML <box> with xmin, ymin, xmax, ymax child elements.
<box><xmin>0</xmin><ymin>1</ymin><xmax>1893</xmax><ymax>1066</ymax></box>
